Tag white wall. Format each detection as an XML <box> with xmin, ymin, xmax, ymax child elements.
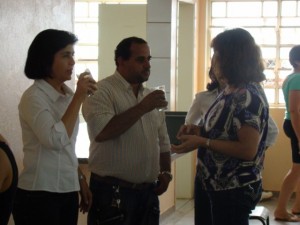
<box><xmin>0</xmin><ymin>2</ymin><xmax>74</xmax><ymax>224</ymax></box>
<box><xmin>98</xmin><ymin>4</ymin><xmax>147</xmax><ymax>79</ymax></box>
<box><xmin>175</xmin><ymin>2</ymin><xmax>196</xmax><ymax>199</ymax></box>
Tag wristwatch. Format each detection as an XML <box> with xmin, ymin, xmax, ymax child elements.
<box><xmin>79</xmin><ymin>174</ymin><xmax>86</xmax><ymax>181</ymax></box>
<box><xmin>161</xmin><ymin>171</ymin><xmax>173</xmax><ymax>181</ymax></box>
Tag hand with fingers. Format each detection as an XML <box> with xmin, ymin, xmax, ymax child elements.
<box><xmin>171</xmin><ymin>124</ymin><xmax>201</xmax><ymax>154</ymax></box>
<box><xmin>76</xmin><ymin>70</ymin><xmax>97</xmax><ymax>100</ymax></box>
<box><xmin>139</xmin><ymin>90</ymin><xmax>168</xmax><ymax>113</ymax></box>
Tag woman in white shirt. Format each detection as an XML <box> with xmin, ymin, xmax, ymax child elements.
<box><xmin>13</xmin><ymin>29</ymin><xmax>97</xmax><ymax>225</ymax></box>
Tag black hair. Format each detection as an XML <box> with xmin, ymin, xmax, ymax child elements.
<box><xmin>24</xmin><ymin>29</ymin><xmax>78</xmax><ymax>79</ymax></box>
<box><xmin>289</xmin><ymin>45</ymin><xmax>300</xmax><ymax>68</ymax></box>
<box><xmin>211</xmin><ymin>28</ymin><xmax>265</xmax><ymax>86</ymax></box>
<box><xmin>206</xmin><ymin>66</ymin><xmax>219</xmax><ymax>91</ymax></box>
<box><xmin>114</xmin><ymin>36</ymin><xmax>147</xmax><ymax>66</ymax></box>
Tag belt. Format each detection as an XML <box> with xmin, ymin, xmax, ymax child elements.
<box><xmin>91</xmin><ymin>173</ymin><xmax>155</xmax><ymax>190</ymax></box>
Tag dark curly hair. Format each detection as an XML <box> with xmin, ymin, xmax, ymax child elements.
<box><xmin>211</xmin><ymin>28</ymin><xmax>265</xmax><ymax>86</ymax></box>
<box><xmin>289</xmin><ymin>45</ymin><xmax>300</xmax><ymax>68</ymax></box>
<box><xmin>25</xmin><ymin>29</ymin><xmax>78</xmax><ymax>79</ymax></box>
<box><xmin>114</xmin><ymin>37</ymin><xmax>147</xmax><ymax>66</ymax></box>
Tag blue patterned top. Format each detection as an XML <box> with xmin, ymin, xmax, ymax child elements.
<box><xmin>197</xmin><ymin>82</ymin><xmax>269</xmax><ymax>191</ymax></box>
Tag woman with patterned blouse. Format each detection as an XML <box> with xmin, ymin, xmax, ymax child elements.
<box><xmin>172</xmin><ymin>28</ymin><xmax>269</xmax><ymax>225</ymax></box>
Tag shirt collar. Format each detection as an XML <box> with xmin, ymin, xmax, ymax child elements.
<box><xmin>113</xmin><ymin>70</ymin><xmax>145</xmax><ymax>93</ymax></box>
<box><xmin>34</xmin><ymin>79</ymin><xmax>73</xmax><ymax>102</ymax></box>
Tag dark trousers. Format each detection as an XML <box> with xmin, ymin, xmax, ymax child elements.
<box><xmin>284</xmin><ymin>119</ymin><xmax>300</xmax><ymax>163</ymax></box>
<box><xmin>13</xmin><ymin>188</ymin><xmax>79</xmax><ymax>225</ymax></box>
<box><xmin>88</xmin><ymin>176</ymin><xmax>160</xmax><ymax>225</ymax></box>
<box><xmin>194</xmin><ymin>177</ymin><xmax>262</xmax><ymax>225</ymax></box>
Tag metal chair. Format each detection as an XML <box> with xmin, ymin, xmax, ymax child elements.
<box><xmin>249</xmin><ymin>206</ymin><xmax>270</xmax><ymax>225</ymax></box>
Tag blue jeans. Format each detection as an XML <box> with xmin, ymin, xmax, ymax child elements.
<box><xmin>88</xmin><ymin>176</ymin><xmax>160</xmax><ymax>225</ymax></box>
<box><xmin>13</xmin><ymin>188</ymin><xmax>79</xmax><ymax>225</ymax></box>
<box><xmin>195</xmin><ymin>177</ymin><xmax>262</xmax><ymax>225</ymax></box>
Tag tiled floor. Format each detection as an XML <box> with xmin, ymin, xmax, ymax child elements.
<box><xmin>160</xmin><ymin>199</ymin><xmax>195</xmax><ymax>225</ymax></box>
<box><xmin>160</xmin><ymin>193</ymin><xmax>299</xmax><ymax>225</ymax></box>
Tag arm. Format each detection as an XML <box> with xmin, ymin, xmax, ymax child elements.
<box><xmin>78</xmin><ymin>167</ymin><xmax>92</xmax><ymax>214</ymax></box>
<box><xmin>289</xmin><ymin>90</ymin><xmax>300</xmax><ymax>141</ymax></box>
<box><xmin>185</xmin><ymin>94</ymin><xmax>203</xmax><ymax>125</ymax></box>
<box><xmin>265</xmin><ymin>116</ymin><xmax>279</xmax><ymax>148</ymax></box>
<box><xmin>19</xmin><ymin>75</ymin><xmax>96</xmax><ymax>149</ymax></box>
<box><xmin>154</xmin><ymin>115</ymin><xmax>172</xmax><ymax>195</ymax></box>
<box><xmin>0</xmin><ymin>148</ymin><xmax>11</xmax><ymax>193</ymax></box>
<box><xmin>155</xmin><ymin>151</ymin><xmax>172</xmax><ymax>196</ymax></box>
<box><xmin>95</xmin><ymin>103</ymin><xmax>147</xmax><ymax>142</ymax></box>
<box><xmin>159</xmin><ymin>151</ymin><xmax>171</xmax><ymax>173</ymax></box>
<box><xmin>173</xmin><ymin>85</ymin><xmax>266</xmax><ymax>160</ymax></box>
<box><xmin>0</xmin><ymin>135</ymin><xmax>9</xmax><ymax>192</ymax></box>
<box><xmin>185</xmin><ymin>91</ymin><xmax>217</xmax><ymax>125</ymax></box>
<box><xmin>202</xmin><ymin>125</ymin><xmax>260</xmax><ymax>160</ymax></box>
<box><xmin>62</xmin><ymin>72</ymin><xmax>97</xmax><ymax>137</ymax></box>
<box><xmin>172</xmin><ymin>125</ymin><xmax>260</xmax><ymax>161</ymax></box>
<box><xmin>95</xmin><ymin>90</ymin><xmax>167</xmax><ymax>142</ymax></box>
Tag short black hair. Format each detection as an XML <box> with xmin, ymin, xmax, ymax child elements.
<box><xmin>211</xmin><ymin>28</ymin><xmax>265</xmax><ymax>86</ymax></box>
<box><xmin>114</xmin><ymin>37</ymin><xmax>147</xmax><ymax>66</ymax></box>
<box><xmin>289</xmin><ymin>45</ymin><xmax>300</xmax><ymax>68</ymax></box>
<box><xmin>24</xmin><ymin>29</ymin><xmax>78</xmax><ymax>79</ymax></box>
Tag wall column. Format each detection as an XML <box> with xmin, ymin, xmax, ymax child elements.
<box><xmin>146</xmin><ymin>0</ymin><xmax>178</xmax><ymax>111</ymax></box>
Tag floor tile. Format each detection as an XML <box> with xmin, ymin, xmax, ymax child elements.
<box><xmin>161</xmin><ymin>192</ymin><xmax>299</xmax><ymax>225</ymax></box>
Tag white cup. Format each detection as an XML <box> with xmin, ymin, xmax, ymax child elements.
<box><xmin>151</xmin><ymin>85</ymin><xmax>167</xmax><ymax>111</ymax></box>
<box><xmin>76</xmin><ymin>69</ymin><xmax>95</xmax><ymax>96</ymax></box>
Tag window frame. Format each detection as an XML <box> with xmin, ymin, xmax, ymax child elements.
<box><xmin>208</xmin><ymin>0</ymin><xmax>300</xmax><ymax>107</ymax></box>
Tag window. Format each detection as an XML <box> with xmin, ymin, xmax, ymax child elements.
<box><xmin>74</xmin><ymin>1</ymin><xmax>99</xmax><ymax>82</ymax></box>
<box><xmin>209</xmin><ymin>0</ymin><xmax>300</xmax><ymax>106</ymax></box>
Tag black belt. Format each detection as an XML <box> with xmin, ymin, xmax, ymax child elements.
<box><xmin>91</xmin><ymin>173</ymin><xmax>155</xmax><ymax>190</ymax></box>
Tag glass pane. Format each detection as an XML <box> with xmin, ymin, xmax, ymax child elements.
<box><xmin>227</xmin><ymin>2</ymin><xmax>262</xmax><ymax>17</ymax></box>
<box><xmin>211</xmin><ymin>18</ymin><xmax>269</xmax><ymax>27</ymax></box>
<box><xmin>263</xmin><ymin>70</ymin><xmax>276</xmax><ymax>88</ymax></box>
<box><xmin>249</xmin><ymin>28</ymin><xmax>276</xmax><ymax>45</ymax></box>
<box><xmin>89</xmin><ymin>2</ymin><xmax>99</xmax><ymax>18</ymax></box>
<box><xmin>261</xmin><ymin>47</ymin><xmax>276</xmax><ymax>59</ymax></box>
<box><xmin>264</xmin><ymin>59</ymin><xmax>276</xmax><ymax>70</ymax></box>
<box><xmin>281</xmin><ymin>17</ymin><xmax>300</xmax><ymax>26</ymax></box>
<box><xmin>264</xmin><ymin>88</ymin><xmax>275</xmax><ymax>104</ymax></box>
<box><xmin>279</xmin><ymin>48</ymin><xmax>294</xmax><ymax>70</ymax></box>
<box><xmin>75</xmin><ymin>45</ymin><xmax>98</xmax><ymax>60</ymax></box>
<box><xmin>280</xmin><ymin>59</ymin><xmax>293</xmax><ymax>70</ymax></box>
<box><xmin>263</xmin><ymin>18</ymin><xmax>277</xmax><ymax>26</ymax></box>
<box><xmin>279</xmin><ymin>88</ymin><xmax>285</xmax><ymax>104</ymax></box>
<box><xmin>211</xmin><ymin>2</ymin><xmax>226</xmax><ymax>17</ymax></box>
<box><xmin>263</xmin><ymin>2</ymin><xmax>278</xmax><ymax>17</ymax></box>
<box><xmin>279</xmin><ymin>70</ymin><xmax>292</xmax><ymax>88</ymax></box>
<box><xmin>75</xmin><ymin>2</ymin><xmax>89</xmax><ymax>18</ymax></box>
<box><xmin>263</xmin><ymin>18</ymin><xmax>278</xmax><ymax>26</ymax></box>
<box><xmin>210</xmin><ymin>28</ymin><xmax>225</xmax><ymax>41</ymax></box>
<box><xmin>282</xmin><ymin>1</ymin><xmax>297</xmax><ymax>17</ymax></box>
<box><xmin>75</xmin><ymin>23</ymin><xmax>98</xmax><ymax>44</ymax></box>
<box><xmin>281</xmin><ymin>28</ymin><xmax>300</xmax><ymax>45</ymax></box>
<box><xmin>280</xmin><ymin>47</ymin><xmax>291</xmax><ymax>60</ymax></box>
